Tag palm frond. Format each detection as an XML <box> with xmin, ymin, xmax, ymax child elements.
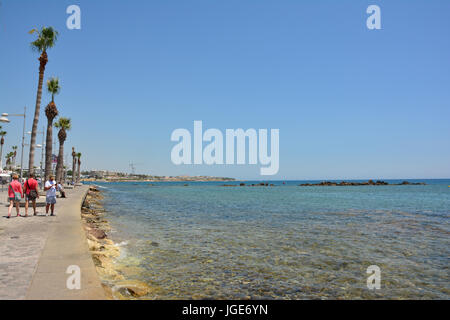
<box><xmin>54</xmin><ymin>117</ymin><xmax>71</xmax><ymax>130</ymax></box>
<box><xmin>47</xmin><ymin>77</ymin><xmax>61</xmax><ymax>97</ymax></box>
<box><xmin>30</xmin><ymin>26</ymin><xmax>58</xmax><ymax>52</ymax></box>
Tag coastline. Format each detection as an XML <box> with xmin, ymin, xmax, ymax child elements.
<box><xmin>81</xmin><ymin>186</ymin><xmax>151</xmax><ymax>300</ymax></box>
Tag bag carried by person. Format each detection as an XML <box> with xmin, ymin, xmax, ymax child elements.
<box><xmin>9</xmin><ymin>184</ymin><xmax>21</xmax><ymax>201</ymax></box>
<box><xmin>27</xmin><ymin>180</ymin><xmax>38</xmax><ymax>200</ymax></box>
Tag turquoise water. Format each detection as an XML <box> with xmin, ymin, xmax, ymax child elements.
<box><xmin>96</xmin><ymin>180</ymin><xmax>450</xmax><ymax>299</ymax></box>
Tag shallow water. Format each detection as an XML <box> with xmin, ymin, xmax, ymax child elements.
<box><xmin>95</xmin><ymin>180</ymin><xmax>450</xmax><ymax>299</ymax></box>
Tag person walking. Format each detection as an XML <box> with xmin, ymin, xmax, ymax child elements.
<box><xmin>7</xmin><ymin>174</ymin><xmax>23</xmax><ymax>218</ymax></box>
<box><xmin>24</xmin><ymin>173</ymin><xmax>40</xmax><ymax>217</ymax></box>
<box><xmin>44</xmin><ymin>175</ymin><xmax>57</xmax><ymax>216</ymax></box>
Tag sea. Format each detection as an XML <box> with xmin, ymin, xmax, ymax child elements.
<box><xmin>90</xmin><ymin>179</ymin><xmax>450</xmax><ymax>299</ymax></box>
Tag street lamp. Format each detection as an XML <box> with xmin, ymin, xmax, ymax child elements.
<box><xmin>0</xmin><ymin>107</ymin><xmax>26</xmax><ymax>179</ymax></box>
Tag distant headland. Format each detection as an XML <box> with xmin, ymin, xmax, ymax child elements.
<box><xmin>80</xmin><ymin>170</ymin><xmax>235</xmax><ymax>182</ymax></box>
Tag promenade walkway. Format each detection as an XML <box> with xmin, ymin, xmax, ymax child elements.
<box><xmin>0</xmin><ymin>185</ymin><xmax>105</xmax><ymax>300</ymax></box>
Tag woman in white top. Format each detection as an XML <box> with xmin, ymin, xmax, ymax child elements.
<box><xmin>44</xmin><ymin>175</ymin><xmax>57</xmax><ymax>216</ymax></box>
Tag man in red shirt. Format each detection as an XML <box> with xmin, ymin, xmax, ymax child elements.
<box><xmin>24</xmin><ymin>173</ymin><xmax>40</xmax><ymax>217</ymax></box>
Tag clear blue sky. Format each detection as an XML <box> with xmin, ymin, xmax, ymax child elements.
<box><xmin>0</xmin><ymin>0</ymin><xmax>449</xmax><ymax>179</ymax></box>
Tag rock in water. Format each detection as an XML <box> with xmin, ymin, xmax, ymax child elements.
<box><xmin>89</xmin><ymin>228</ymin><xmax>107</xmax><ymax>239</ymax></box>
<box><xmin>113</xmin><ymin>280</ymin><xmax>151</xmax><ymax>298</ymax></box>
<box><xmin>89</xmin><ymin>185</ymin><xmax>100</xmax><ymax>192</ymax></box>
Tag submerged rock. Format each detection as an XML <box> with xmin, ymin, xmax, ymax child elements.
<box><xmin>113</xmin><ymin>280</ymin><xmax>151</xmax><ymax>298</ymax></box>
<box><xmin>115</xmin><ymin>265</ymin><xmax>143</xmax><ymax>277</ymax></box>
<box><xmin>299</xmin><ymin>180</ymin><xmax>426</xmax><ymax>187</ymax></box>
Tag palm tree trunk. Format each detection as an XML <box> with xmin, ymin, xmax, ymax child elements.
<box><xmin>72</xmin><ymin>156</ymin><xmax>76</xmax><ymax>184</ymax></box>
<box><xmin>44</xmin><ymin>120</ymin><xmax>53</xmax><ymax>180</ymax></box>
<box><xmin>77</xmin><ymin>160</ymin><xmax>81</xmax><ymax>183</ymax></box>
<box><xmin>55</xmin><ymin>142</ymin><xmax>64</xmax><ymax>182</ymax></box>
<box><xmin>29</xmin><ymin>51</ymin><xmax>48</xmax><ymax>176</ymax></box>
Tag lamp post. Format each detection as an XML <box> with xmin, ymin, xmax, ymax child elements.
<box><xmin>0</xmin><ymin>107</ymin><xmax>26</xmax><ymax>179</ymax></box>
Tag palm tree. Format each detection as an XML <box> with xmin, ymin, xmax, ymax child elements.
<box><xmin>44</xmin><ymin>77</ymin><xmax>60</xmax><ymax>180</ymax></box>
<box><xmin>0</xmin><ymin>129</ymin><xmax>6</xmax><ymax>170</ymax></box>
<box><xmin>63</xmin><ymin>165</ymin><xmax>68</xmax><ymax>181</ymax></box>
<box><xmin>29</xmin><ymin>26</ymin><xmax>58</xmax><ymax>176</ymax></box>
<box><xmin>5</xmin><ymin>154</ymin><xmax>10</xmax><ymax>170</ymax></box>
<box><xmin>71</xmin><ymin>147</ymin><xmax>76</xmax><ymax>184</ymax></box>
<box><xmin>54</xmin><ymin>117</ymin><xmax>71</xmax><ymax>182</ymax></box>
<box><xmin>12</xmin><ymin>146</ymin><xmax>18</xmax><ymax>169</ymax></box>
<box><xmin>6</xmin><ymin>151</ymin><xmax>14</xmax><ymax>170</ymax></box>
<box><xmin>76</xmin><ymin>152</ymin><xmax>82</xmax><ymax>183</ymax></box>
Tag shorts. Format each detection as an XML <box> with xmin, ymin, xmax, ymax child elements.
<box><xmin>46</xmin><ymin>195</ymin><xmax>57</xmax><ymax>204</ymax></box>
<box><xmin>26</xmin><ymin>194</ymin><xmax>37</xmax><ymax>201</ymax></box>
<box><xmin>9</xmin><ymin>197</ymin><xmax>17</xmax><ymax>202</ymax></box>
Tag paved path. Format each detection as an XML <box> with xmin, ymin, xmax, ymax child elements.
<box><xmin>0</xmin><ymin>185</ymin><xmax>105</xmax><ymax>300</ymax></box>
